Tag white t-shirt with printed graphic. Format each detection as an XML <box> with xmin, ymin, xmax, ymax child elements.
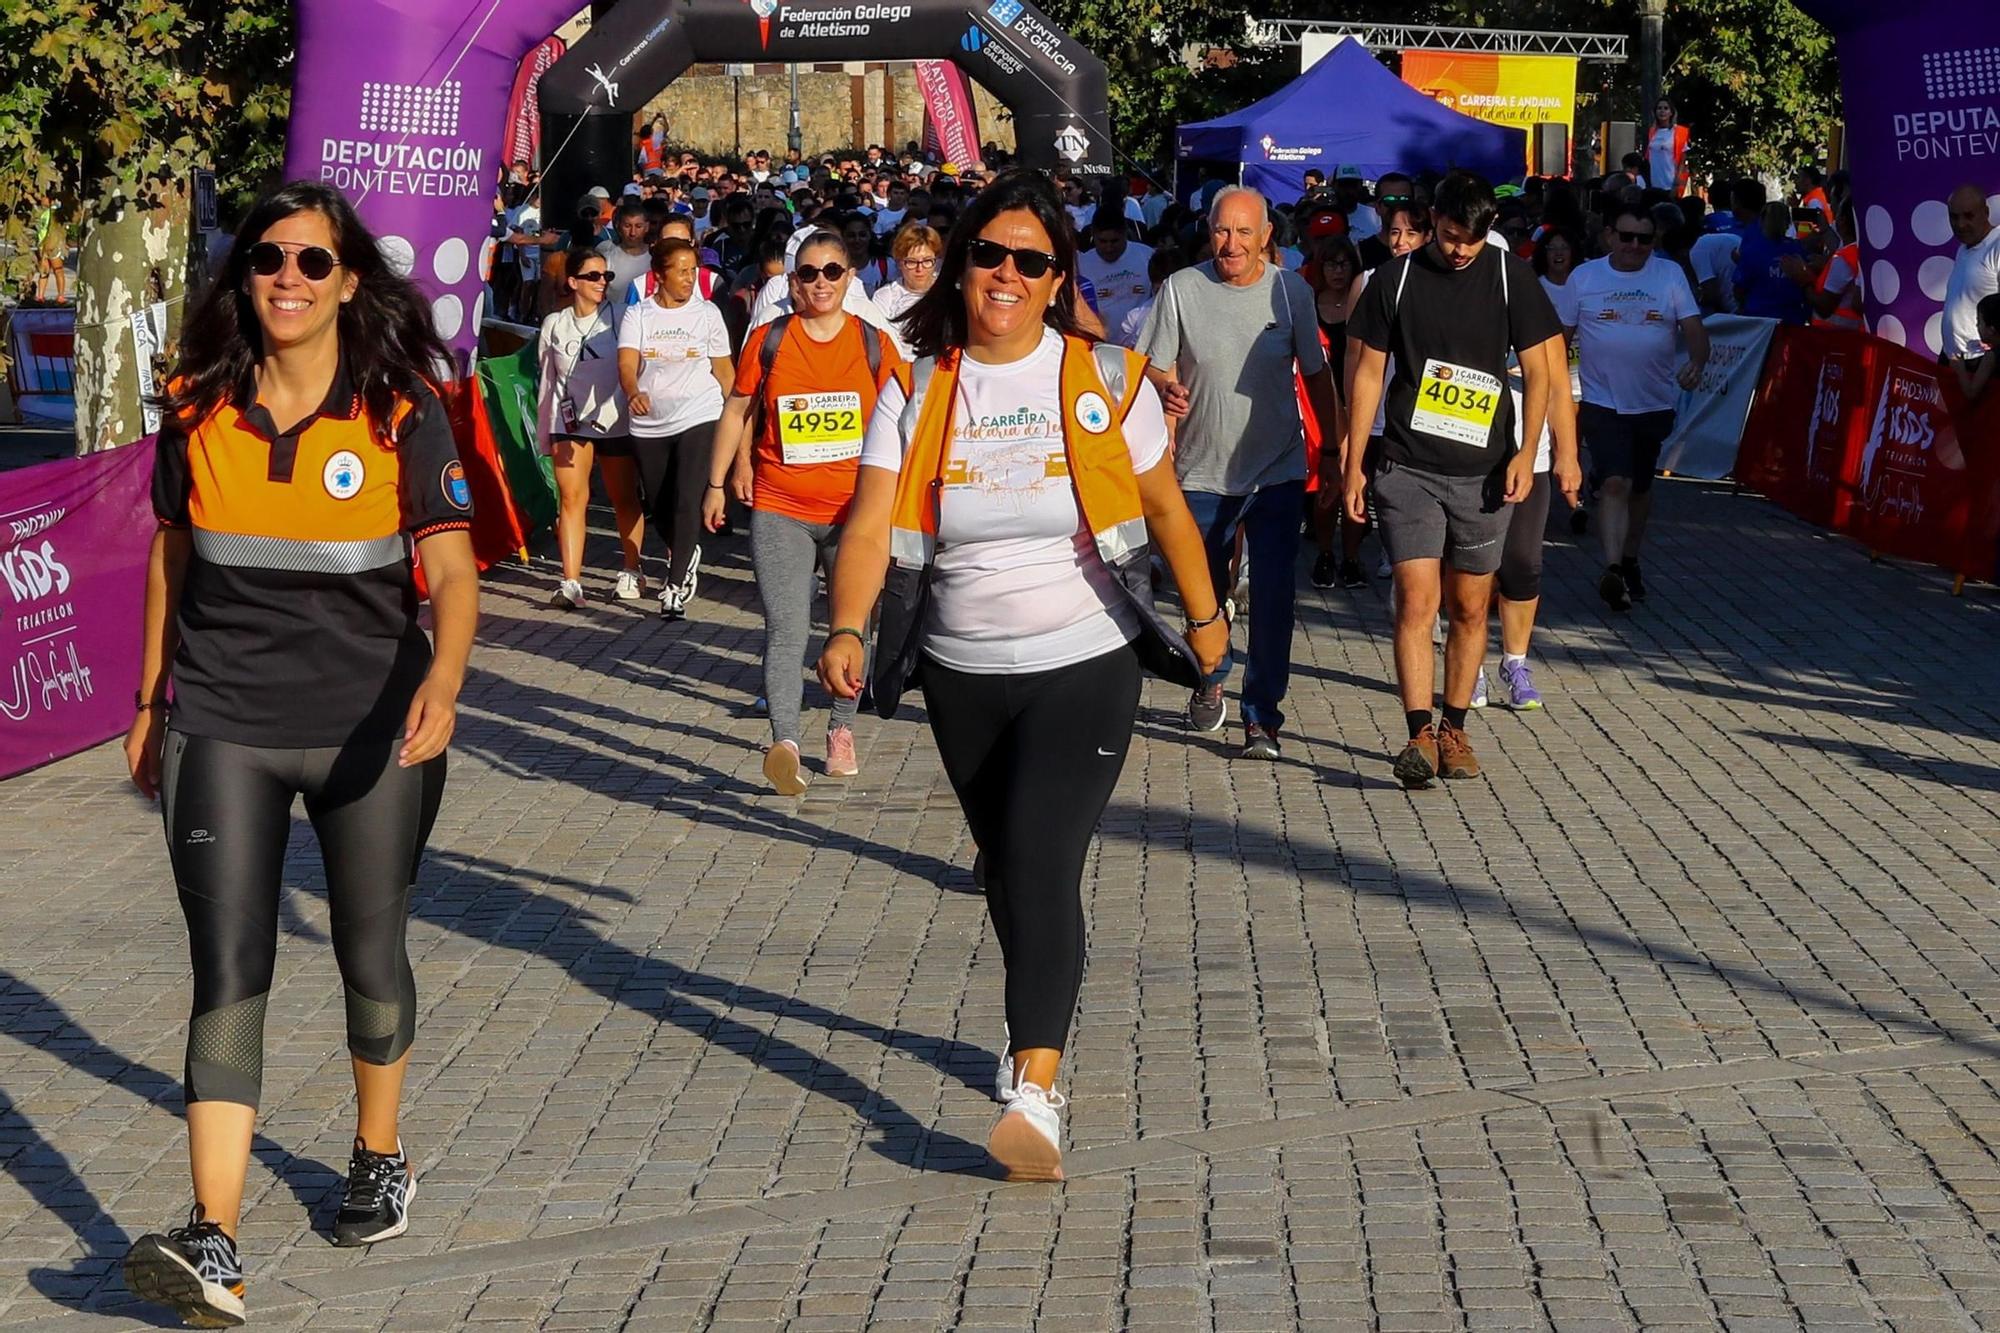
<box><xmin>1077</xmin><ymin>242</ymin><xmax>1155</xmax><ymax>344</ymax></box>
<box><xmin>860</xmin><ymin>327</ymin><xmax>1170</xmax><ymax>673</ymax></box>
<box><xmin>617</xmin><ymin>296</ymin><xmax>731</xmax><ymax>437</ymax></box>
<box><xmin>1557</xmin><ymin>255</ymin><xmax>1698</xmax><ymax>415</ymax></box>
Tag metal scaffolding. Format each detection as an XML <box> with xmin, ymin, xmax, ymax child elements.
<box><xmin>1246</xmin><ymin>19</ymin><xmax>1628</xmax><ymax>62</ymax></box>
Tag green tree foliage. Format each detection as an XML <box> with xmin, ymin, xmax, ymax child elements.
<box><xmin>0</xmin><ymin>0</ymin><xmax>294</xmax><ymax>291</ymax></box>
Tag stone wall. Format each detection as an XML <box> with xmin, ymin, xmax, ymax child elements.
<box><xmin>637</xmin><ymin>64</ymin><xmax>1012</xmax><ymax>161</ymax></box>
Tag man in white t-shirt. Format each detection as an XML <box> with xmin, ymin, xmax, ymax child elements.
<box><xmin>1945</xmin><ymin>183</ymin><xmax>2000</xmax><ymax>362</ymax></box>
<box><xmin>598</xmin><ymin>202</ymin><xmax>655</xmax><ymax>307</ymax></box>
<box><xmin>871</xmin><ymin>180</ymin><xmax>911</xmax><ymax>236</ymax></box>
<box><xmin>1552</xmin><ymin>202</ymin><xmax>1707</xmax><ymax>612</ymax></box>
<box><xmin>1077</xmin><ymin>209</ymin><xmax>1154</xmax><ymax>345</ymax></box>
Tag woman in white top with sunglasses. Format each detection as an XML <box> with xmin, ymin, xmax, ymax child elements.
<box><xmin>538</xmin><ymin>245</ymin><xmax>633</xmax><ymax>608</ymax></box>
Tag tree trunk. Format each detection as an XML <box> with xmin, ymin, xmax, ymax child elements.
<box><xmin>71</xmin><ymin>179</ymin><xmax>190</xmax><ymax>455</ymax></box>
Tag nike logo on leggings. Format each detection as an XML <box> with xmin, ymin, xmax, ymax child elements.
<box><xmin>1096</xmin><ymin>747</ymin><xmax>1115</xmax><ymax>757</ymax></box>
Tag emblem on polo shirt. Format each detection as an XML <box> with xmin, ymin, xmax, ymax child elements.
<box><xmin>442</xmin><ymin>460</ymin><xmax>472</xmax><ymax>510</ymax></box>
<box><xmin>1074</xmin><ymin>392</ymin><xmax>1112</xmax><ymax>433</ymax></box>
<box><xmin>323</xmin><ymin>450</ymin><xmax>365</xmax><ymax>500</ymax></box>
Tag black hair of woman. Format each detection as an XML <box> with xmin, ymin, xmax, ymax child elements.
<box><xmin>166</xmin><ymin>180</ymin><xmax>452</xmax><ymax>443</ymax></box>
<box><xmin>898</xmin><ymin>168</ymin><xmax>1087</xmax><ymax>360</ymax></box>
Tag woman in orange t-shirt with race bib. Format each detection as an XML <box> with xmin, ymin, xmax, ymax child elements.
<box><xmin>705</xmin><ymin>230</ymin><xmax>902</xmax><ymax>793</ymax></box>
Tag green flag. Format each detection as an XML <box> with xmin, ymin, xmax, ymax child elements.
<box><xmin>477</xmin><ymin>341</ymin><xmax>558</xmax><ymax>538</ymax></box>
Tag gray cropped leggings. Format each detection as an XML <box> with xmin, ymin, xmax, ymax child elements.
<box><xmin>749</xmin><ymin>508</ymin><xmax>864</xmax><ymax>745</ymax></box>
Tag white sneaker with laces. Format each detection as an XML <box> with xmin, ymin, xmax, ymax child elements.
<box><xmin>614</xmin><ymin>570</ymin><xmax>644</xmax><ymax>601</ymax></box>
<box><xmin>988</xmin><ymin>1080</ymin><xmax>1066</xmax><ymax>1182</ymax></box>
<box><xmin>554</xmin><ymin>579</ymin><xmax>585</xmax><ymax>609</ymax></box>
<box><xmin>1470</xmin><ymin>667</ymin><xmax>1490</xmax><ymax>709</ymax></box>
<box><xmin>995</xmin><ymin>1023</ymin><xmax>1013</xmax><ymax>1103</ymax></box>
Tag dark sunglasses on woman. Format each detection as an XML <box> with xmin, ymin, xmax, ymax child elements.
<box><xmin>966</xmin><ymin>238</ymin><xmax>1063</xmax><ymax>280</ymax></box>
<box><xmin>795</xmin><ymin>262</ymin><xmax>848</xmax><ymax>283</ymax></box>
<box><xmin>573</xmin><ymin>270</ymin><xmax>612</xmax><ymax>283</ymax></box>
<box><xmin>246</xmin><ymin>242</ymin><xmax>341</xmax><ymax>281</ymax></box>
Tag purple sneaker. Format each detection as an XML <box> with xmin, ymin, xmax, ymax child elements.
<box><xmin>1502</xmin><ymin>659</ymin><xmax>1543</xmax><ymax>711</ymax></box>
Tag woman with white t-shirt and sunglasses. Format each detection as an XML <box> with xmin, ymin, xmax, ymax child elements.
<box><xmin>539</xmin><ymin>247</ymin><xmax>641</xmax><ymax>607</ymax></box>
<box><xmin>816</xmin><ymin>170</ymin><xmax>1226</xmax><ymax>1184</ymax></box>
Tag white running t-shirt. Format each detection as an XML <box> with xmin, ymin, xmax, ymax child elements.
<box><xmin>1556</xmin><ymin>256</ymin><xmax>1699</xmax><ymax>415</ymax></box>
<box><xmin>1077</xmin><ymin>242</ymin><xmax>1156</xmax><ymax>344</ymax></box>
<box><xmin>617</xmin><ymin>296</ymin><xmax>731</xmax><ymax>437</ymax></box>
<box><xmin>860</xmin><ymin>327</ymin><xmax>1170</xmax><ymax>673</ymax></box>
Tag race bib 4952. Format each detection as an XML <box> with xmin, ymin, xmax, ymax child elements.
<box><xmin>777</xmin><ymin>391</ymin><xmax>863</xmax><ymax>464</ymax></box>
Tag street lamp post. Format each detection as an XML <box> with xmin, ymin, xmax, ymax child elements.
<box><xmin>788</xmin><ymin>63</ymin><xmax>803</xmax><ymax>156</ymax></box>
<box><xmin>1640</xmin><ymin>0</ymin><xmax>1665</xmax><ymax>121</ymax></box>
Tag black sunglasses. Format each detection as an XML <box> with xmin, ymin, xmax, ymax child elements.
<box><xmin>247</xmin><ymin>241</ymin><xmax>340</xmax><ymax>281</ymax></box>
<box><xmin>573</xmin><ymin>270</ymin><xmax>611</xmax><ymax>283</ymax></box>
<box><xmin>966</xmin><ymin>237</ymin><xmax>1063</xmax><ymax>279</ymax></box>
<box><xmin>795</xmin><ymin>262</ymin><xmax>848</xmax><ymax>283</ymax></box>
<box><xmin>1615</xmin><ymin>229</ymin><xmax>1658</xmax><ymax>245</ymax></box>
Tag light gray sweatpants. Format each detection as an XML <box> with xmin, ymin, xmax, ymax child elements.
<box><xmin>749</xmin><ymin>508</ymin><xmax>864</xmax><ymax>746</ymax></box>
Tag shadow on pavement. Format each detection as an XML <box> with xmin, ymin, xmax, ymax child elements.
<box><xmin>0</xmin><ymin>968</ymin><xmax>337</xmax><ymax>1321</ymax></box>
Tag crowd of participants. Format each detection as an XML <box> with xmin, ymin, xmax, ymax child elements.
<box><xmin>110</xmin><ymin>111</ymin><xmax>2000</xmax><ymax>1328</ymax></box>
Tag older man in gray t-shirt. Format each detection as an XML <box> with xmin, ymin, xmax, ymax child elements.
<box><xmin>1137</xmin><ymin>186</ymin><xmax>1343</xmax><ymax>759</ymax></box>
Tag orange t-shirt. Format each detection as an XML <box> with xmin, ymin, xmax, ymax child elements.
<box><xmin>734</xmin><ymin>316</ymin><xmax>902</xmax><ymax>525</ymax></box>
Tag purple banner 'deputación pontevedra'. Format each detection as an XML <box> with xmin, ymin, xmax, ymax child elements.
<box><xmin>283</xmin><ymin>0</ymin><xmax>582</xmax><ymax>365</ymax></box>
<box><xmin>0</xmin><ymin>444</ymin><xmax>154</xmax><ymax>781</ymax></box>
<box><xmin>1798</xmin><ymin>1</ymin><xmax>2000</xmax><ymax>355</ymax></box>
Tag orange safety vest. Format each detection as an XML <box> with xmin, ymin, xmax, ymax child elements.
<box><xmin>888</xmin><ymin>336</ymin><xmax>1150</xmax><ymax>569</ymax></box>
<box><xmin>1813</xmin><ymin>241</ymin><xmax>1865</xmax><ymax>331</ymax></box>
<box><xmin>869</xmin><ymin>333</ymin><xmax>1199</xmax><ymax>714</ymax></box>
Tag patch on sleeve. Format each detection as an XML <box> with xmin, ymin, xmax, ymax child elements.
<box><xmin>441</xmin><ymin>460</ymin><xmax>471</xmax><ymax>510</ymax></box>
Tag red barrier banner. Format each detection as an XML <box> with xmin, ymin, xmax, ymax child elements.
<box><xmin>1736</xmin><ymin>325</ymin><xmax>2000</xmax><ymax>582</ymax></box>
<box><xmin>504</xmin><ymin>36</ymin><xmax>566</xmax><ymax>169</ymax></box>
<box><xmin>0</xmin><ymin>444</ymin><xmax>153</xmax><ymax>779</ymax></box>
<box><xmin>916</xmin><ymin>60</ymin><xmax>983</xmax><ymax>169</ymax></box>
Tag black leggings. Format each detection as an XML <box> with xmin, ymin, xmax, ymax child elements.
<box><xmin>1499</xmin><ymin>471</ymin><xmax>1551</xmax><ymax>603</ymax></box>
<box><xmin>921</xmin><ymin>643</ymin><xmax>1142</xmax><ymax>1053</ymax></box>
<box><xmin>160</xmin><ymin>729</ymin><xmax>445</xmax><ymax>1108</ymax></box>
<box><xmin>633</xmin><ymin>420</ymin><xmax>716</xmax><ymax>591</ymax></box>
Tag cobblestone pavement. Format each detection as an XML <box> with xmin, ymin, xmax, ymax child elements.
<box><xmin>5</xmin><ymin>481</ymin><xmax>2000</xmax><ymax>1332</ymax></box>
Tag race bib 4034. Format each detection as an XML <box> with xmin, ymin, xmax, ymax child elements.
<box><xmin>777</xmin><ymin>391</ymin><xmax>863</xmax><ymax>464</ymax></box>
<box><xmin>1410</xmin><ymin>359</ymin><xmax>1502</xmax><ymax>449</ymax></box>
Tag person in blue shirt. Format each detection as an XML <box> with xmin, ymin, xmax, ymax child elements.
<box><xmin>1733</xmin><ymin>202</ymin><xmax>1812</xmax><ymax>325</ymax></box>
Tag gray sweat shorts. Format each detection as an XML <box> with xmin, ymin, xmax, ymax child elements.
<box><xmin>1369</xmin><ymin>457</ymin><xmax>1510</xmax><ymax>575</ymax></box>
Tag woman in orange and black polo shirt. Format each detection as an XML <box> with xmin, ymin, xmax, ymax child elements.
<box><xmin>119</xmin><ymin>182</ymin><xmax>479</xmax><ymax>1328</ymax></box>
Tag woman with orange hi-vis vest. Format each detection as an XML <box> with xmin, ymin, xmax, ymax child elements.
<box><xmin>817</xmin><ymin>171</ymin><xmax>1226</xmax><ymax>1183</ymax></box>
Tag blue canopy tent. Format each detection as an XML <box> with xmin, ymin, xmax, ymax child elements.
<box><xmin>1176</xmin><ymin>41</ymin><xmax>1528</xmax><ymax>203</ymax></box>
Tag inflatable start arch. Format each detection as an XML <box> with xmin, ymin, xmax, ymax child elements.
<box><xmin>536</xmin><ymin>0</ymin><xmax>1112</xmax><ymax>217</ymax></box>
<box><xmin>281</xmin><ymin>0</ymin><xmax>1112</xmax><ymax>361</ymax></box>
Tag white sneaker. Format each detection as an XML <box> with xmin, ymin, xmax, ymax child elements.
<box><xmin>1470</xmin><ymin>667</ymin><xmax>1490</xmax><ymax>709</ymax></box>
<box><xmin>989</xmin><ymin>1081</ymin><xmax>1065</xmax><ymax>1182</ymax></box>
<box><xmin>613</xmin><ymin>570</ymin><xmax>644</xmax><ymax>601</ymax></box>
<box><xmin>995</xmin><ymin>1023</ymin><xmax>1013</xmax><ymax>1103</ymax></box>
<box><xmin>554</xmin><ymin>579</ymin><xmax>585</xmax><ymax>609</ymax></box>
<box><xmin>658</xmin><ymin>585</ymin><xmax>685</xmax><ymax>621</ymax></box>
